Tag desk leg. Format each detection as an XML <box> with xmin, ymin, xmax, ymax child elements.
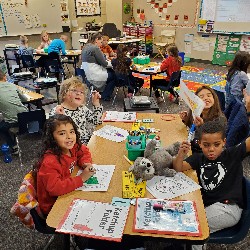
<box><xmin>150</xmin><ymin>74</ymin><xmax>153</xmax><ymax>97</ymax></box>
<box><xmin>63</xmin><ymin>234</ymin><xmax>70</xmax><ymax>250</ymax></box>
<box><xmin>73</xmin><ymin>56</ymin><xmax>77</xmax><ymax>76</ymax></box>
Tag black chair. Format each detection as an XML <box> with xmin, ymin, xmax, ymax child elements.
<box><xmin>208</xmin><ymin>176</ymin><xmax>250</xmax><ymax>244</ymax></box>
<box><xmin>9</xmin><ymin>109</ymin><xmax>46</xmax><ymax>167</ymax></box>
<box><xmin>153</xmin><ymin>70</ymin><xmax>181</xmax><ymax>104</ymax></box>
<box><xmin>20</xmin><ymin>54</ymin><xmax>36</xmax><ymax>72</ymax></box>
<box><xmin>102</xmin><ymin>23</ymin><xmax>121</xmax><ymax>38</ymax></box>
<box><xmin>76</xmin><ymin>67</ymin><xmax>95</xmax><ymax>106</ymax></box>
<box><xmin>30</xmin><ymin>208</ymin><xmax>56</xmax><ymax>250</ymax></box>
<box><xmin>45</xmin><ymin>52</ymin><xmax>65</xmax><ymax>80</ymax></box>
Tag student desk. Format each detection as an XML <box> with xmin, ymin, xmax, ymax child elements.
<box><xmin>16</xmin><ymin>85</ymin><xmax>44</xmax><ymax>109</ymax></box>
<box><xmin>33</xmin><ymin>50</ymin><xmax>81</xmax><ymax>75</ymax></box>
<box><xmin>132</xmin><ymin>62</ymin><xmax>165</xmax><ymax>96</ymax></box>
<box><xmin>46</xmin><ymin>113</ymin><xmax>209</xmax><ymax>248</ymax></box>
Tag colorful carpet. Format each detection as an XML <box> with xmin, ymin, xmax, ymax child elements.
<box><xmin>133</xmin><ymin>65</ymin><xmax>227</xmax><ymax>92</ymax></box>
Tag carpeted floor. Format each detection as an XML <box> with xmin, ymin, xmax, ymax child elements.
<box><xmin>0</xmin><ymin>61</ymin><xmax>249</xmax><ymax>250</ymax></box>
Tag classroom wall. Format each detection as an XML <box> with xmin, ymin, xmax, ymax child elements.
<box><xmin>0</xmin><ymin>0</ymin><xmax>108</xmax><ymax>57</ymax></box>
<box><xmin>132</xmin><ymin>0</ymin><xmax>217</xmax><ymax>61</ymax></box>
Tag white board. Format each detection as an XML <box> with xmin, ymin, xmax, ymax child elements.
<box><xmin>0</xmin><ymin>0</ymin><xmax>62</xmax><ymax>37</ymax></box>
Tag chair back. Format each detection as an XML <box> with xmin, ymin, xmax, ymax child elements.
<box><xmin>102</xmin><ymin>23</ymin><xmax>121</xmax><ymax>38</ymax></box>
<box><xmin>17</xmin><ymin>109</ymin><xmax>46</xmax><ymax>135</ymax></box>
<box><xmin>209</xmin><ymin>176</ymin><xmax>250</xmax><ymax>244</ymax></box>
<box><xmin>21</xmin><ymin>55</ymin><xmax>35</xmax><ymax>69</ymax></box>
<box><xmin>160</xmin><ymin>30</ymin><xmax>176</xmax><ymax>44</ymax></box>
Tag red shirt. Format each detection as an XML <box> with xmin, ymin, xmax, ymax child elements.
<box><xmin>100</xmin><ymin>45</ymin><xmax>113</xmax><ymax>56</ymax></box>
<box><xmin>160</xmin><ymin>56</ymin><xmax>181</xmax><ymax>81</ymax></box>
<box><xmin>37</xmin><ymin>143</ymin><xmax>92</xmax><ymax>215</ymax></box>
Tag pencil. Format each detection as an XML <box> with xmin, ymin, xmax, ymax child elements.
<box><xmin>123</xmin><ymin>155</ymin><xmax>133</xmax><ymax>165</ymax></box>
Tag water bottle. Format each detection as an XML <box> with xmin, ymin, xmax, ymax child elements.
<box><xmin>1</xmin><ymin>144</ymin><xmax>12</xmax><ymax>163</ymax></box>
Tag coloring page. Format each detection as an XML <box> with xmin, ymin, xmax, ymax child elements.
<box><xmin>103</xmin><ymin>111</ymin><xmax>136</xmax><ymax>122</ymax></box>
<box><xmin>76</xmin><ymin>165</ymin><xmax>115</xmax><ymax>191</ymax></box>
<box><xmin>93</xmin><ymin>125</ymin><xmax>128</xmax><ymax>143</ymax></box>
<box><xmin>179</xmin><ymin>80</ymin><xmax>205</xmax><ymax>118</ymax></box>
<box><xmin>146</xmin><ymin>172</ymin><xmax>201</xmax><ymax>199</ymax></box>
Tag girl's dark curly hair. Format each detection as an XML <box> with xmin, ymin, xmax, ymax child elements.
<box><xmin>114</xmin><ymin>44</ymin><xmax>130</xmax><ymax>75</ymax></box>
<box><xmin>33</xmin><ymin>114</ymin><xmax>82</xmax><ymax>173</ymax></box>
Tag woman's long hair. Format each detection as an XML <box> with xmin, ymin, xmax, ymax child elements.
<box><xmin>87</xmin><ymin>32</ymin><xmax>102</xmax><ymax>44</ymax></box>
<box><xmin>227</xmin><ymin>51</ymin><xmax>250</xmax><ymax>81</ymax></box>
<box><xmin>114</xmin><ymin>44</ymin><xmax>130</xmax><ymax>75</ymax></box>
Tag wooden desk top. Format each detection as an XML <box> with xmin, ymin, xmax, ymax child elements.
<box><xmin>33</xmin><ymin>50</ymin><xmax>81</xmax><ymax>56</ymax></box>
<box><xmin>16</xmin><ymin>85</ymin><xmax>44</xmax><ymax>102</ymax></box>
<box><xmin>46</xmin><ymin>113</ymin><xmax>209</xmax><ymax>243</ymax></box>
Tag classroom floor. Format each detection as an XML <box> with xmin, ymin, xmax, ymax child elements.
<box><xmin>0</xmin><ymin>61</ymin><xmax>250</xmax><ymax>250</ymax></box>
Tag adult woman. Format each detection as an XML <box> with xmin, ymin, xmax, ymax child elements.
<box><xmin>81</xmin><ymin>32</ymin><xmax>116</xmax><ymax>101</ymax></box>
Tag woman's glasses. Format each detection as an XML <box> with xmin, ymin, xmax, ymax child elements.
<box><xmin>69</xmin><ymin>89</ymin><xmax>84</xmax><ymax>95</ymax></box>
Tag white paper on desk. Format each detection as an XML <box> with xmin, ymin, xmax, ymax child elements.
<box><xmin>93</xmin><ymin>125</ymin><xmax>128</xmax><ymax>143</ymax></box>
<box><xmin>76</xmin><ymin>165</ymin><xmax>115</xmax><ymax>191</ymax></box>
<box><xmin>103</xmin><ymin>111</ymin><xmax>136</xmax><ymax>122</ymax></box>
<box><xmin>146</xmin><ymin>172</ymin><xmax>201</xmax><ymax>199</ymax></box>
<box><xmin>142</xmin><ymin>66</ymin><xmax>160</xmax><ymax>73</ymax></box>
<box><xmin>179</xmin><ymin>80</ymin><xmax>205</xmax><ymax>118</ymax></box>
<box><xmin>56</xmin><ymin>199</ymin><xmax>129</xmax><ymax>241</ymax></box>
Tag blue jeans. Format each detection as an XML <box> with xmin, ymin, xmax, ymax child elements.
<box><xmin>101</xmin><ymin>69</ymin><xmax>116</xmax><ymax>100</ymax></box>
<box><xmin>0</xmin><ymin>120</ymin><xmax>17</xmax><ymax>147</ymax></box>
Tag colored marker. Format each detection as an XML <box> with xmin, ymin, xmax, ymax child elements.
<box><xmin>187</xmin><ymin>124</ymin><xmax>196</xmax><ymax>142</ymax></box>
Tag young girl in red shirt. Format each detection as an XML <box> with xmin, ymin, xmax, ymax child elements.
<box><xmin>35</xmin><ymin>114</ymin><xmax>95</xmax><ymax>216</ymax></box>
<box><xmin>152</xmin><ymin>44</ymin><xmax>182</xmax><ymax>103</ymax></box>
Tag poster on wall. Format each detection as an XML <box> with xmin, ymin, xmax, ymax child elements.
<box><xmin>61</xmin><ymin>0</ymin><xmax>70</xmax><ymax>24</ymax></box>
<box><xmin>212</xmin><ymin>34</ymin><xmax>241</xmax><ymax>66</ymax></box>
<box><xmin>75</xmin><ymin>0</ymin><xmax>101</xmax><ymax>16</ymax></box>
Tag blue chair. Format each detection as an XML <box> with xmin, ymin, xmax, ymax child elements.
<box><xmin>208</xmin><ymin>176</ymin><xmax>250</xmax><ymax>244</ymax></box>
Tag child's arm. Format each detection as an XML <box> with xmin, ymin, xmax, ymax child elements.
<box><xmin>160</xmin><ymin>57</ymin><xmax>170</xmax><ymax>72</ymax></box>
<box><xmin>60</xmin><ymin>40</ymin><xmax>67</xmax><ymax>55</ymax></box>
<box><xmin>173</xmin><ymin>141</ymin><xmax>192</xmax><ymax>172</ymax></box>
<box><xmin>77</xmin><ymin>144</ymin><xmax>93</xmax><ymax>167</ymax></box>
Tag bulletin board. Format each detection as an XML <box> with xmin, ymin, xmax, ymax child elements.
<box><xmin>132</xmin><ymin>0</ymin><xmax>199</xmax><ymax>28</ymax></box>
<box><xmin>199</xmin><ymin>0</ymin><xmax>250</xmax><ymax>34</ymax></box>
<box><xmin>0</xmin><ymin>0</ymin><xmax>62</xmax><ymax>37</ymax></box>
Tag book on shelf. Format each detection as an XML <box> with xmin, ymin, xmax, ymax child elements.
<box><xmin>56</xmin><ymin>199</ymin><xmax>130</xmax><ymax>242</ymax></box>
<box><xmin>133</xmin><ymin>198</ymin><xmax>201</xmax><ymax>237</ymax></box>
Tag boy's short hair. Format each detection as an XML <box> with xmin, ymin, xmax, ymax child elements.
<box><xmin>197</xmin><ymin>118</ymin><xmax>226</xmax><ymax>140</ymax></box>
<box><xmin>102</xmin><ymin>35</ymin><xmax>109</xmax><ymax>41</ymax></box>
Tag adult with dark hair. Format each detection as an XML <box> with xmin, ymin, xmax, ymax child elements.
<box><xmin>81</xmin><ymin>32</ymin><xmax>116</xmax><ymax>101</ymax></box>
<box><xmin>0</xmin><ymin>70</ymin><xmax>28</xmax><ymax>153</ymax></box>
<box><xmin>111</xmin><ymin>44</ymin><xmax>144</xmax><ymax>97</ymax></box>
<box><xmin>225</xmin><ymin>51</ymin><xmax>250</xmax><ymax>107</ymax></box>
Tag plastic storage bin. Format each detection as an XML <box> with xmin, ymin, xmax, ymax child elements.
<box><xmin>126</xmin><ymin>135</ymin><xmax>146</xmax><ymax>161</ymax></box>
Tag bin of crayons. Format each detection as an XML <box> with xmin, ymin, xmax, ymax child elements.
<box><xmin>126</xmin><ymin>135</ymin><xmax>146</xmax><ymax>161</ymax></box>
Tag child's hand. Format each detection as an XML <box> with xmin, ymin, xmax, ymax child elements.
<box><xmin>179</xmin><ymin>111</ymin><xmax>188</xmax><ymax>120</ymax></box>
<box><xmin>80</xmin><ymin>163</ymin><xmax>96</xmax><ymax>182</ymax></box>
<box><xmin>92</xmin><ymin>90</ymin><xmax>101</xmax><ymax>106</ymax></box>
<box><xmin>193</xmin><ymin>116</ymin><xmax>204</xmax><ymax>127</ymax></box>
<box><xmin>178</xmin><ymin>141</ymin><xmax>191</xmax><ymax>157</ymax></box>
<box><xmin>55</xmin><ymin>105</ymin><xmax>65</xmax><ymax>114</ymax></box>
